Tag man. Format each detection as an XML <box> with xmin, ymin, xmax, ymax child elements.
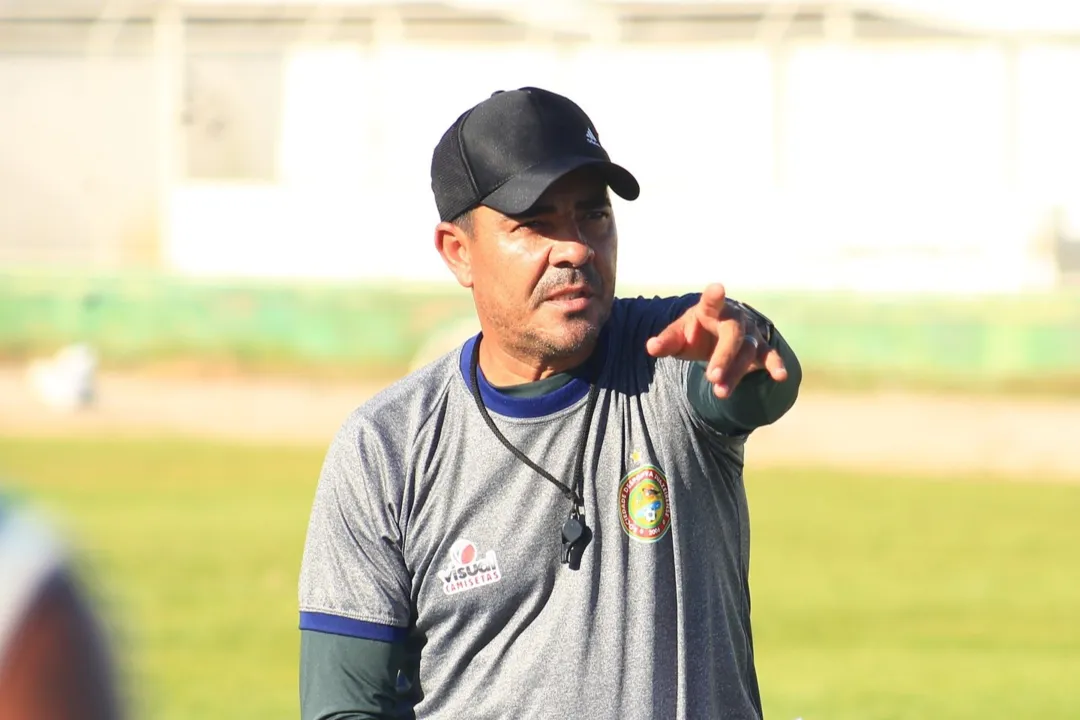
<box><xmin>0</xmin><ymin>491</ymin><xmax>123</xmax><ymax>720</ymax></box>
<box><xmin>299</xmin><ymin>87</ymin><xmax>802</xmax><ymax>720</ymax></box>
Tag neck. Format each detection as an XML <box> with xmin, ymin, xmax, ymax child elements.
<box><xmin>477</xmin><ymin>337</ymin><xmax>596</xmax><ymax>386</ymax></box>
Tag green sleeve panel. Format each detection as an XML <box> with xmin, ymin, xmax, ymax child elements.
<box><xmin>687</xmin><ymin>329</ymin><xmax>802</xmax><ymax>435</ymax></box>
<box><xmin>300</xmin><ymin>630</ymin><xmax>412</xmax><ymax>720</ymax></box>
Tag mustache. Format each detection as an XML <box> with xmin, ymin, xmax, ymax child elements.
<box><xmin>533</xmin><ymin>266</ymin><xmax>603</xmax><ymax>302</ymax></box>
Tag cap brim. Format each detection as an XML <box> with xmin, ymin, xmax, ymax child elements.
<box><xmin>480</xmin><ymin>156</ymin><xmax>640</xmax><ymax>217</ymax></box>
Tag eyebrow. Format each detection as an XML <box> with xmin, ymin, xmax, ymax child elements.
<box><xmin>511</xmin><ymin>194</ymin><xmax>612</xmax><ymax>220</ymax></box>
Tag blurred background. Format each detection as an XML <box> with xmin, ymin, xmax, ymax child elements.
<box><xmin>0</xmin><ymin>1</ymin><xmax>1078</xmax><ymax>718</ymax></box>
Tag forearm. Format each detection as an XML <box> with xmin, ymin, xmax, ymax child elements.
<box><xmin>687</xmin><ymin>328</ymin><xmax>802</xmax><ymax>435</ymax></box>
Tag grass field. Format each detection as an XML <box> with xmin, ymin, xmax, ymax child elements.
<box><xmin>1</xmin><ymin>436</ymin><xmax>1078</xmax><ymax>720</ymax></box>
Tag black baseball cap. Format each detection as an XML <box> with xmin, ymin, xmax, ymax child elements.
<box><xmin>430</xmin><ymin>87</ymin><xmax>640</xmax><ymax>222</ymax></box>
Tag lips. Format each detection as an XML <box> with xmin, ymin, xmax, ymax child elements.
<box><xmin>545</xmin><ymin>286</ymin><xmax>595</xmax><ymax>302</ymax></box>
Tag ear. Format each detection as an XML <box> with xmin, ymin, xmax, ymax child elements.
<box><xmin>435</xmin><ymin>221</ymin><xmax>473</xmax><ymax>289</ymax></box>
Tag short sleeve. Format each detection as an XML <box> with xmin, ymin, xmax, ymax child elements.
<box><xmin>298</xmin><ymin>415</ymin><xmax>413</xmax><ymax>642</ymax></box>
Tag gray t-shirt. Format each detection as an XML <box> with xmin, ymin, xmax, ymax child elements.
<box><xmin>299</xmin><ymin>295</ymin><xmax>764</xmax><ymax>719</ymax></box>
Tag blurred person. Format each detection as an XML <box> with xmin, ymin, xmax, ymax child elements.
<box><xmin>298</xmin><ymin>87</ymin><xmax>802</xmax><ymax>720</ymax></box>
<box><xmin>0</xmin><ymin>490</ymin><xmax>123</xmax><ymax>720</ymax></box>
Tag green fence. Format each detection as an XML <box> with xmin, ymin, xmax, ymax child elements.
<box><xmin>2</xmin><ymin>272</ymin><xmax>1078</xmax><ymax>392</ymax></box>
<box><xmin>0</xmin><ymin>273</ymin><xmax>475</xmax><ymax>376</ymax></box>
<box><xmin>737</xmin><ymin>289</ymin><xmax>1080</xmax><ymax>391</ymax></box>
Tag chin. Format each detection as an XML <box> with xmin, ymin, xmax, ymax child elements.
<box><xmin>544</xmin><ymin>317</ymin><xmax>603</xmax><ymax>357</ymax></box>
<box><xmin>527</xmin><ymin>299</ymin><xmax>610</xmax><ymax>358</ymax></box>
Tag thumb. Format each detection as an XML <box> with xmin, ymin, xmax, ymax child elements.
<box><xmin>646</xmin><ymin>319</ymin><xmax>689</xmax><ymax>358</ymax></box>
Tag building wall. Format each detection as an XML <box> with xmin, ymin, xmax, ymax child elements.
<box><xmin>0</xmin><ymin>47</ymin><xmax>157</xmax><ymax>267</ymax></box>
<box><xmin>2</xmin><ymin>12</ymin><xmax>1078</xmax><ymax>291</ymax></box>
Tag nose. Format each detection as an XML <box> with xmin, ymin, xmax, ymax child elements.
<box><xmin>548</xmin><ymin>222</ymin><xmax>594</xmax><ymax>268</ymax></box>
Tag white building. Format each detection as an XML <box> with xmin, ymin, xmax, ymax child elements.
<box><xmin>1</xmin><ymin>0</ymin><xmax>1078</xmax><ymax>292</ymax></box>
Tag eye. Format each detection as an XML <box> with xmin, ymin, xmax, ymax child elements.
<box><xmin>582</xmin><ymin>209</ymin><xmax>611</xmax><ymax>222</ymax></box>
<box><xmin>515</xmin><ymin>219</ymin><xmax>546</xmax><ymax>233</ymax></box>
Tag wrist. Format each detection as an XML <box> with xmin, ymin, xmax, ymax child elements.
<box><xmin>725</xmin><ymin>298</ymin><xmax>775</xmax><ymax>345</ymax></box>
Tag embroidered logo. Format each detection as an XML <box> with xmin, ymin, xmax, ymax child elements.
<box><xmin>439</xmin><ymin>539</ymin><xmax>502</xmax><ymax>595</ymax></box>
<box><xmin>585</xmin><ymin>127</ymin><xmax>601</xmax><ymax>147</ymax></box>
<box><xmin>618</xmin><ymin>464</ymin><xmax>671</xmax><ymax>543</ymax></box>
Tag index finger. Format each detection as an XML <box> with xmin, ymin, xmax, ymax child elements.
<box><xmin>696</xmin><ymin>283</ymin><xmax>728</xmax><ymax>321</ymax></box>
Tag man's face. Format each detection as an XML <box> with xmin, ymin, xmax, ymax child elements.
<box><xmin>463</xmin><ymin>168</ymin><xmax>618</xmax><ymax>364</ymax></box>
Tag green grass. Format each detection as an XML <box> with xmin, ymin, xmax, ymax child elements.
<box><xmin>747</xmin><ymin>467</ymin><xmax>1080</xmax><ymax>720</ymax></box>
<box><xmin>1</xmin><ymin>437</ymin><xmax>1078</xmax><ymax>720</ymax></box>
<box><xmin>0</xmin><ymin>437</ymin><xmax>319</xmax><ymax>720</ymax></box>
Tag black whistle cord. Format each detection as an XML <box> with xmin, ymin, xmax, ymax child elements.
<box><xmin>468</xmin><ymin>336</ymin><xmax>600</xmax><ymax>568</ymax></box>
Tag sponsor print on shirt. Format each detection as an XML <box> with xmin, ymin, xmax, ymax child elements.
<box><xmin>439</xmin><ymin>539</ymin><xmax>503</xmax><ymax>595</ymax></box>
<box><xmin>618</xmin><ymin>459</ymin><xmax>672</xmax><ymax>543</ymax></box>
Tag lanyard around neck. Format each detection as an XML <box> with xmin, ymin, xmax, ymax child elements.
<box><xmin>468</xmin><ymin>337</ymin><xmax>601</xmax><ymax>569</ymax></box>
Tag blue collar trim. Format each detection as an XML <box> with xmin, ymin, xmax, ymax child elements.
<box><xmin>459</xmin><ymin>327</ymin><xmax>608</xmax><ymax>419</ymax></box>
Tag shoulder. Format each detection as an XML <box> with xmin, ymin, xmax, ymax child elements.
<box><xmin>611</xmin><ymin>293</ymin><xmax>700</xmax><ymax>332</ymax></box>
<box><xmin>310</xmin><ymin>353</ymin><xmax>463</xmax><ymax>525</ymax></box>
<box><xmin>0</xmin><ymin>497</ymin><xmax>121</xmax><ymax>718</ymax></box>
<box><xmin>0</xmin><ymin>495</ymin><xmax>66</xmax><ymax>581</ymax></box>
<box><xmin>603</xmin><ymin>294</ymin><xmax>700</xmax><ymax>357</ymax></box>
<box><xmin>0</xmin><ymin>494</ymin><xmax>68</xmax><ymax>661</ymax></box>
<box><xmin>329</xmin><ymin>347</ymin><xmax>461</xmax><ymax>456</ymax></box>
<box><xmin>593</xmin><ymin>295</ymin><xmax>700</xmax><ymax>393</ymax></box>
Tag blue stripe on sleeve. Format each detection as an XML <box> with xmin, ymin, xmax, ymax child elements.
<box><xmin>299</xmin><ymin>612</ymin><xmax>409</xmax><ymax>643</ymax></box>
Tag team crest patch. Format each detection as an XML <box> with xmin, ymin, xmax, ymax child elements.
<box><xmin>618</xmin><ymin>464</ymin><xmax>672</xmax><ymax>542</ymax></box>
<box><xmin>439</xmin><ymin>539</ymin><xmax>502</xmax><ymax>595</ymax></box>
